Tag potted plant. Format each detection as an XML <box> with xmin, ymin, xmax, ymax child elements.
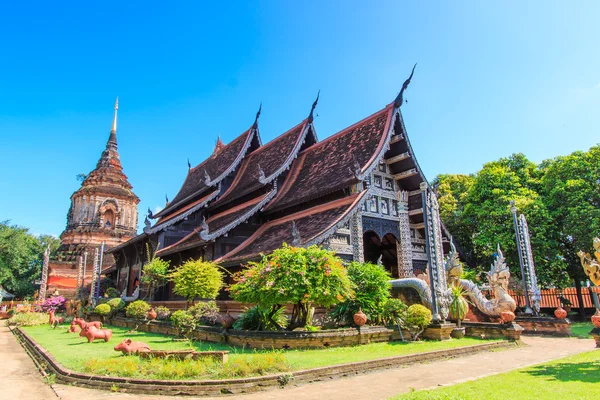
<box><xmin>449</xmin><ymin>285</ymin><xmax>469</xmax><ymax>339</ymax></box>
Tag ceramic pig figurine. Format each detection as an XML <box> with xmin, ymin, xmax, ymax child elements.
<box><xmin>82</xmin><ymin>325</ymin><xmax>112</xmax><ymax>343</ymax></box>
<box><xmin>67</xmin><ymin>321</ymin><xmax>80</xmax><ymax>333</ymax></box>
<box><xmin>114</xmin><ymin>339</ymin><xmax>151</xmax><ymax>355</ymax></box>
<box><xmin>73</xmin><ymin>317</ymin><xmax>102</xmax><ymax>329</ymax></box>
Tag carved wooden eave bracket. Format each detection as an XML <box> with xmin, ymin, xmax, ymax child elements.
<box><xmin>144</xmin><ymin>186</ymin><xmax>221</xmax><ymax>234</ymax></box>
<box><xmin>291</xmin><ymin>221</ymin><xmax>301</xmax><ymax>246</ymax></box>
<box><xmin>199</xmin><ymin>184</ymin><xmax>278</xmax><ymax>242</ymax></box>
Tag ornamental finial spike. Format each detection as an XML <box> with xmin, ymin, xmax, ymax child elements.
<box><xmin>308</xmin><ymin>90</ymin><xmax>320</xmax><ymax>123</ymax></box>
<box><xmin>394</xmin><ymin>64</ymin><xmax>416</xmax><ymax>108</ymax></box>
<box><xmin>253</xmin><ymin>103</ymin><xmax>262</xmax><ymax>128</ymax></box>
<box><xmin>111</xmin><ymin>96</ymin><xmax>119</xmax><ymax>132</ymax></box>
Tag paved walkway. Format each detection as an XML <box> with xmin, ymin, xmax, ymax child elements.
<box><xmin>1</xmin><ymin>324</ymin><xmax>595</xmax><ymax>400</ymax></box>
<box><xmin>0</xmin><ymin>326</ymin><xmax>57</xmax><ymax>399</ymax></box>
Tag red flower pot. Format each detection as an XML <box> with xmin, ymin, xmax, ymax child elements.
<box><xmin>353</xmin><ymin>308</ymin><xmax>367</xmax><ymax>327</ymax></box>
<box><xmin>501</xmin><ymin>311</ymin><xmax>515</xmax><ymax>323</ymax></box>
<box><xmin>554</xmin><ymin>306</ymin><xmax>567</xmax><ymax>320</ymax></box>
<box><xmin>591</xmin><ymin>311</ymin><xmax>600</xmax><ymax>328</ymax></box>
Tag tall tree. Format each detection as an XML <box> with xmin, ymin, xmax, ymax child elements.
<box><xmin>0</xmin><ymin>221</ymin><xmax>61</xmax><ymax>298</ymax></box>
<box><xmin>539</xmin><ymin>145</ymin><xmax>600</xmax><ymax>315</ymax></box>
<box><xmin>434</xmin><ymin>174</ymin><xmax>476</xmax><ymax>266</ymax></box>
<box><xmin>436</xmin><ymin>154</ymin><xmax>566</xmax><ymax>289</ymax></box>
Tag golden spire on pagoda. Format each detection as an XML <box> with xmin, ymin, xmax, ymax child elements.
<box><xmin>111</xmin><ymin>96</ymin><xmax>119</xmax><ymax>133</ymax></box>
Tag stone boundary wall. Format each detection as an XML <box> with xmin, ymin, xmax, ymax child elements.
<box><xmin>112</xmin><ymin>317</ymin><xmax>395</xmax><ymax>349</ymax></box>
<box><xmin>12</xmin><ymin>326</ymin><xmax>515</xmax><ymax>397</ymax></box>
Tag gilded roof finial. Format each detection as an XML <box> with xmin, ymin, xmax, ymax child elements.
<box><xmin>308</xmin><ymin>90</ymin><xmax>320</xmax><ymax>123</ymax></box>
<box><xmin>253</xmin><ymin>103</ymin><xmax>262</xmax><ymax>128</ymax></box>
<box><xmin>394</xmin><ymin>64</ymin><xmax>416</xmax><ymax>108</ymax></box>
<box><xmin>213</xmin><ymin>135</ymin><xmax>225</xmax><ymax>155</ymax></box>
<box><xmin>111</xmin><ymin>96</ymin><xmax>119</xmax><ymax>132</ymax></box>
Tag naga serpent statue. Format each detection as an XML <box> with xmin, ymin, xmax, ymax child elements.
<box><xmin>452</xmin><ymin>244</ymin><xmax>517</xmax><ymax>317</ymax></box>
<box><xmin>390</xmin><ymin>243</ymin><xmax>516</xmax><ymax>318</ymax></box>
<box><xmin>577</xmin><ymin>237</ymin><xmax>600</xmax><ymax>286</ymax></box>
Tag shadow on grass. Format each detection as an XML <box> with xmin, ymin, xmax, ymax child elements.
<box><xmin>524</xmin><ymin>360</ymin><xmax>600</xmax><ymax>383</ymax></box>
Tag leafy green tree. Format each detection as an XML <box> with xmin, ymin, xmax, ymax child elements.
<box><xmin>539</xmin><ymin>145</ymin><xmax>600</xmax><ymax>315</ymax></box>
<box><xmin>434</xmin><ymin>174</ymin><xmax>476</xmax><ymax>265</ymax></box>
<box><xmin>229</xmin><ymin>244</ymin><xmax>353</xmax><ymax>330</ymax></box>
<box><xmin>0</xmin><ymin>221</ymin><xmax>59</xmax><ymax>297</ymax></box>
<box><xmin>435</xmin><ymin>154</ymin><xmax>564</xmax><ymax>289</ymax></box>
<box><xmin>141</xmin><ymin>245</ymin><xmax>170</xmax><ymax>301</ymax></box>
<box><xmin>170</xmin><ymin>259</ymin><xmax>224</xmax><ymax>308</ymax></box>
<box><xmin>330</xmin><ymin>261</ymin><xmax>391</xmax><ymax>324</ymax></box>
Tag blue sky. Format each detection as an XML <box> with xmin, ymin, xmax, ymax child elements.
<box><xmin>1</xmin><ymin>1</ymin><xmax>598</xmax><ymax>237</ymax></box>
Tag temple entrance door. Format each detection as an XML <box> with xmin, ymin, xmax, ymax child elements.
<box><xmin>381</xmin><ymin>233</ymin><xmax>399</xmax><ymax>279</ymax></box>
<box><xmin>363</xmin><ymin>231</ymin><xmax>382</xmax><ymax>265</ymax></box>
<box><xmin>363</xmin><ymin>231</ymin><xmax>399</xmax><ymax>278</ymax></box>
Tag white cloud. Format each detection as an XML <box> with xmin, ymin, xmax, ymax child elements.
<box><xmin>153</xmin><ymin>206</ymin><xmax>163</xmax><ymax>214</ymax></box>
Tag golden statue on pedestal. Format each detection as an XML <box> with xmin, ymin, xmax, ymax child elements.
<box><xmin>578</xmin><ymin>237</ymin><xmax>600</xmax><ymax>286</ymax></box>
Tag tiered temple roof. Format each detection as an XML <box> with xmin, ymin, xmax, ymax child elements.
<box><xmin>154</xmin><ymin>126</ymin><xmax>259</xmax><ymax>219</ymax></box>
<box><xmin>265</xmin><ymin>104</ymin><xmax>395</xmax><ymax>213</ymax></box>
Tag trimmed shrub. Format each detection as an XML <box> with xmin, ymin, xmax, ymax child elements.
<box><xmin>94</xmin><ymin>303</ymin><xmax>111</xmax><ymax>316</ymax></box>
<box><xmin>105</xmin><ymin>287</ymin><xmax>121</xmax><ymax>298</ymax></box>
<box><xmin>405</xmin><ymin>304</ymin><xmax>432</xmax><ymax>340</ymax></box>
<box><xmin>233</xmin><ymin>305</ymin><xmax>288</xmax><ymax>331</ymax></box>
<box><xmin>170</xmin><ymin>310</ymin><xmax>197</xmax><ymax>338</ymax></box>
<box><xmin>107</xmin><ymin>298</ymin><xmax>126</xmax><ymax>311</ymax></box>
<box><xmin>169</xmin><ymin>260</ymin><xmax>224</xmax><ymax>307</ymax></box>
<box><xmin>188</xmin><ymin>301</ymin><xmax>220</xmax><ymax>325</ymax></box>
<box><xmin>155</xmin><ymin>306</ymin><xmax>171</xmax><ymax>320</ymax></box>
<box><xmin>126</xmin><ymin>300</ymin><xmax>151</xmax><ymax>320</ymax></box>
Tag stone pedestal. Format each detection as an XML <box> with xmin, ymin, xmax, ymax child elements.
<box><xmin>515</xmin><ymin>315</ymin><xmax>572</xmax><ymax>336</ymax></box>
<box><xmin>463</xmin><ymin>321</ymin><xmax>523</xmax><ymax>341</ymax></box>
<box><xmin>590</xmin><ymin>328</ymin><xmax>600</xmax><ymax>348</ymax></box>
<box><xmin>501</xmin><ymin>322</ymin><xmax>524</xmax><ymax>341</ymax></box>
<box><xmin>422</xmin><ymin>322</ymin><xmax>455</xmax><ymax>341</ymax></box>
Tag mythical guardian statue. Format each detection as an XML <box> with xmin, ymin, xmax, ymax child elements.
<box><xmin>391</xmin><ymin>242</ymin><xmax>517</xmax><ymax>318</ymax></box>
<box><xmin>458</xmin><ymin>244</ymin><xmax>517</xmax><ymax>317</ymax></box>
<box><xmin>578</xmin><ymin>237</ymin><xmax>600</xmax><ymax>286</ymax></box>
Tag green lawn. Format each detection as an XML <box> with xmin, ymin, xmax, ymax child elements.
<box><xmin>391</xmin><ymin>350</ymin><xmax>600</xmax><ymax>400</ymax></box>
<box><xmin>570</xmin><ymin>322</ymin><xmax>594</xmax><ymax>338</ymax></box>
<box><xmin>22</xmin><ymin>324</ymin><xmax>498</xmax><ymax>380</ymax></box>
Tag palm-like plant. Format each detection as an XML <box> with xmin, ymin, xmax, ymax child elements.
<box><xmin>449</xmin><ymin>284</ymin><xmax>469</xmax><ymax>328</ymax></box>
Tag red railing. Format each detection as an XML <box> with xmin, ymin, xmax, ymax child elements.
<box><xmin>508</xmin><ymin>287</ymin><xmax>599</xmax><ymax>309</ymax></box>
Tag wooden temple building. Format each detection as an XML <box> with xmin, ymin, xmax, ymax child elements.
<box><xmin>45</xmin><ymin>99</ymin><xmax>140</xmax><ymax>297</ymax></box>
<box><xmin>108</xmin><ymin>77</ymin><xmax>449</xmax><ymax>301</ymax></box>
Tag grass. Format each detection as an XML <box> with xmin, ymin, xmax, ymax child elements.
<box><xmin>391</xmin><ymin>350</ymin><xmax>600</xmax><ymax>400</ymax></box>
<box><xmin>570</xmin><ymin>322</ymin><xmax>594</xmax><ymax>338</ymax></box>
<box><xmin>22</xmin><ymin>324</ymin><xmax>498</xmax><ymax>380</ymax></box>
